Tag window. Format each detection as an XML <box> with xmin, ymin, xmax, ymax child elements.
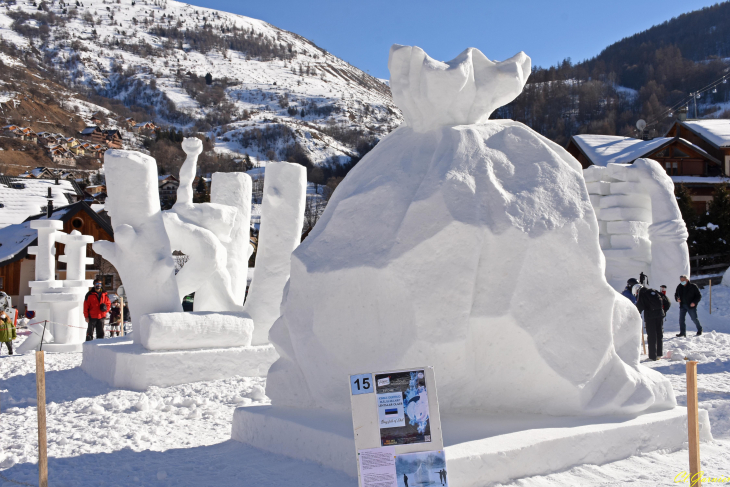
<box><xmin>72</xmin><ymin>217</ymin><xmax>84</xmax><ymax>229</ymax></box>
<box><xmin>103</xmin><ymin>275</ymin><xmax>113</xmax><ymax>288</ymax></box>
<box><xmin>0</xmin><ymin>277</ymin><xmax>4</xmax><ymax>289</ymax></box>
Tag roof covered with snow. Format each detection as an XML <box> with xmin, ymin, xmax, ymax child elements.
<box><xmin>0</xmin><ymin>177</ymin><xmax>82</xmax><ymax>229</ymax></box>
<box><xmin>681</xmin><ymin>119</ymin><xmax>730</xmax><ymax>148</ymax></box>
<box><xmin>572</xmin><ymin>135</ymin><xmax>672</xmax><ymax>166</ymax></box>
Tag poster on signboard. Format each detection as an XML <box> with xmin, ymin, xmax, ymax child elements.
<box><xmin>395</xmin><ymin>450</ymin><xmax>448</xmax><ymax>487</ymax></box>
<box><xmin>375</xmin><ymin>370</ymin><xmax>431</xmax><ymax>446</ymax></box>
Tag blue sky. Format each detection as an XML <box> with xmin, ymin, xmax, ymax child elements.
<box><xmin>188</xmin><ymin>0</ymin><xmax>720</xmax><ymax>79</ymax></box>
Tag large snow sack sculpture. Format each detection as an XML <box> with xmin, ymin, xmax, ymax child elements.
<box><xmin>94</xmin><ymin>150</ymin><xmax>182</xmax><ymax>332</ymax></box>
<box><xmin>266</xmin><ymin>45</ymin><xmax>675</xmax><ymax>416</ymax></box>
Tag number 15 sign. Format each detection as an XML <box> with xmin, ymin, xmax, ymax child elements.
<box><xmin>350</xmin><ymin>373</ymin><xmax>373</xmax><ymax>395</ymax></box>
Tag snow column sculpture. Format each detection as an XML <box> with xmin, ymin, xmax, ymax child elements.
<box><xmin>585</xmin><ymin>160</ymin><xmax>690</xmax><ymax>290</ymax></box>
<box><xmin>56</xmin><ymin>230</ymin><xmax>94</xmax><ymax>343</ymax></box>
<box><xmin>243</xmin><ymin>162</ymin><xmax>306</xmax><ymax>345</ymax></box>
<box><xmin>266</xmin><ymin>45</ymin><xmax>675</xmax><ymax>416</ymax></box>
<box><xmin>163</xmin><ymin>138</ymin><xmax>241</xmax><ymax>311</ymax></box>
<box><xmin>211</xmin><ymin>172</ymin><xmax>253</xmax><ymax>304</ymax></box>
<box><xmin>94</xmin><ymin>150</ymin><xmax>182</xmax><ymax>335</ymax></box>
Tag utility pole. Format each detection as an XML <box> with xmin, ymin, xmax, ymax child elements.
<box><xmin>693</xmin><ymin>92</ymin><xmax>699</xmax><ymax>119</ymax></box>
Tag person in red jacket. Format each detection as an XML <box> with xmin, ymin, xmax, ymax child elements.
<box><xmin>84</xmin><ymin>279</ymin><xmax>111</xmax><ymax>341</ymax></box>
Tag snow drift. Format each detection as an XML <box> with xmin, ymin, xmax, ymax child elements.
<box><xmin>266</xmin><ymin>45</ymin><xmax>676</xmax><ymax>416</ymax></box>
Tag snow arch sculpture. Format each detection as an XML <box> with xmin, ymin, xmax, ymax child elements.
<box><xmin>265</xmin><ymin>45</ymin><xmax>676</xmax><ymax>416</ymax></box>
<box><xmin>585</xmin><ymin>159</ymin><xmax>690</xmax><ymax>291</ymax></box>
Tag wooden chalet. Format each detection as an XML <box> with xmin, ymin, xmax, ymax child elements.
<box><xmin>103</xmin><ymin>130</ymin><xmax>123</xmax><ymax>149</ymax></box>
<box><xmin>0</xmin><ymin>201</ymin><xmax>118</xmax><ymax>308</ymax></box>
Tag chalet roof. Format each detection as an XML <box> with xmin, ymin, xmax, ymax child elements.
<box><xmin>103</xmin><ymin>129</ymin><xmax>122</xmax><ymax>137</ymax></box>
<box><xmin>0</xmin><ymin>201</ymin><xmax>114</xmax><ymax>266</ymax></box>
<box><xmin>675</xmin><ymin>119</ymin><xmax>730</xmax><ymax>148</ymax></box>
<box><xmin>80</xmin><ymin>126</ymin><xmax>100</xmax><ymax>135</ymax></box>
<box><xmin>570</xmin><ymin>134</ymin><xmax>720</xmax><ymax>166</ymax></box>
<box><xmin>0</xmin><ymin>177</ymin><xmax>84</xmax><ymax>229</ymax></box>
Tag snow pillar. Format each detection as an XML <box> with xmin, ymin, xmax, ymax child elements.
<box><xmin>211</xmin><ymin>172</ymin><xmax>253</xmax><ymax>304</ymax></box>
<box><xmin>93</xmin><ymin>150</ymin><xmax>182</xmax><ymax>339</ymax></box>
<box><xmin>244</xmin><ymin>162</ymin><xmax>306</xmax><ymax>345</ymax></box>
<box><xmin>27</xmin><ymin>220</ymin><xmax>64</xmax><ymax>282</ymax></box>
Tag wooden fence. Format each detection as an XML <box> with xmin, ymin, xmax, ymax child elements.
<box><xmin>689</xmin><ymin>252</ymin><xmax>730</xmax><ymax>277</ymax></box>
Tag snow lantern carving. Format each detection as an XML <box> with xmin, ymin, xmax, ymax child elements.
<box><xmin>266</xmin><ymin>45</ymin><xmax>676</xmax><ymax>417</ymax></box>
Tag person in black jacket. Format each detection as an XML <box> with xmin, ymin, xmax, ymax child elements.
<box><xmin>674</xmin><ymin>275</ymin><xmax>703</xmax><ymax>337</ymax></box>
<box><xmin>634</xmin><ymin>284</ymin><xmax>670</xmax><ymax>361</ymax></box>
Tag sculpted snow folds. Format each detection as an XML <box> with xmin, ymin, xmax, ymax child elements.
<box><xmin>266</xmin><ymin>45</ymin><xmax>676</xmax><ymax>416</ymax></box>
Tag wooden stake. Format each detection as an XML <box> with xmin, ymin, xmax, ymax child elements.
<box><xmin>35</xmin><ymin>351</ymin><xmax>48</xmax><ymax>487</ymax></box>
<box><xmin>641</xmin><ymin>319</ymin><xmax>646</xmax><ymax>356</ymax></box>
<box><xmin>686</xmin><ymin>360</ymin><xmax>700</xmax><ymax>487</ymax></box>
<box><xmin>120</xmin><ymin>296</ymin><xmax>125</xmax><ymax>336</ymax></box>
<box><xmin>709</xmin><ymin>279</ymin><xmax>712</xmax><ymax>314</ymax></box>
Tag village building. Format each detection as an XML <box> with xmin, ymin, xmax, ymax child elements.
<box><xmin>566</xmin><ymin>133</ymin><xmax>727</xmax><ymax>213</ymax></box>
<box><xmin>0</xmin><ymin>201</ymin><xmax>119</xmax><ymax>309</ymax></box>
<box><xmin>132</xmin><ymin>121</ymin><xmax>156</xmax><ymax>133</ymax></box>
<box><xmin>0</xmin><ymin>176</ymin><xmax>84</xmax><ymax>229</ymax></box>
<box><xmin>158</xmin><ymin>174</ymin><xmax>180</xmax><ymax>209</ymax></box>
<box><xmin>103</xmin><ymin>129</ymin><xmax>123</xmax><ymax>149</ymax></box>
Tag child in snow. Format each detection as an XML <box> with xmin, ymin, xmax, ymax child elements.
<box><xmin>0</xmin><ymin>310</ymin><xmax>17</xmax><ymax>355</ymax></box>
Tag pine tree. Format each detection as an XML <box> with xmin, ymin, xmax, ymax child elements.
<box><xmin>205</xmin><ymin>73</ymin><xmax>213</xmax><ymax>85</ymax></box>
<box><xmin>676</xmin><ymin>184</ymin><xmax>697</xmax><ymax>228</ymax></box>
<box><xmin>707</xmin><ymin>184</ymin><xmax>730</xmax><ymax>252</ymax></box>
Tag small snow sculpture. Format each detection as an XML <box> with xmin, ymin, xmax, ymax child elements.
<box><xmin>586</xmin><ymin>160</ymin><xmax>690</xmax><ymax>290</ymax></box>
<box><xmin>93</xmin><ymin>150</ymin><xmax>182</xmax><ymax>333</ymax></box>
<box><xmin>389</xmin><ymin>45</ymin><xmax>531</xmax><ymax>132</ymax></box>
<box><xmin>266</xmin><ymin>45</ymin><xmax>675</xmax><ymax>417</ymax></box>
<box><xmin>164</xmin><ymin>138</ymin><xmax>241</xmax><ymax>311</ymax></box>
<box><xmin>243</xmin><ymin>162</ymin><xmax>306</xmax><ymax>345</ymax></box>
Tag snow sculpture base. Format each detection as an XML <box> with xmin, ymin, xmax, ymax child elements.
<box><xmin>81</xmin><ymin>336</ymin><xmax>277</xmax><ymax>390</ymax></box>
<box><xmin>232</xmin><ymin>405</ymin><xmax>711</xmax><ymax>485</ymax></box>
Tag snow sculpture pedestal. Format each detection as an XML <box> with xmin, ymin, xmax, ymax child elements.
<box><xmin>233</xmin><ymin>405</ymin><xmax>711</xmax><ymax>484</ymax></box>
<box><xmin>82</xmin><ymin>335</ymin><xmax>277</xmax><ymax>391</ymax></box>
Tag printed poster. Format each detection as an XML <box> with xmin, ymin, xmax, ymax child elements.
<box><xmin>395</xmin><ymin>450</ymin><xmax>448</xmax><ymax>487</ymax></box>
<box><xmin>375</xmin><ymin>370</ymin><xmax>431</xmax><ymax>446</ymax></box>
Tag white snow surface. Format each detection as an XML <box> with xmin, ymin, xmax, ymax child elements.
<box><xmin>266</xmin><ymin>115</ymin><xmax>674</xmax><ymax>416</ymax></box>
<box><xmin>683</xmin><ymin>119</ymin><xmax>730</xmax><ymax>147</ymax></box>
<box><xmin>0</xmin><ymin>179</ymin><xmax>78</xmax><ymax>229</ymax></box>
<box><xmin>2</xmin><ymin>285</ymin><xmax>730</xmax><ymax>486</ymax></box>
<box><xmin>573</xmin><ymin>135</ymin><xmax>672</xmax><ymax>166</ymax></box>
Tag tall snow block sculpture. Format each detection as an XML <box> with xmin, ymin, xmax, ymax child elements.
<box><xmin>233</xmin><ymin>45</ymin><xmax>709</xmax><ymax>486</ymax></box>
<box><xmin>585</xmin><ymin>160</ymin><xmax>691</xmax><ymax>291</ymax></box>
<box><xmin>81</xmin><ymin>149</ymin><xmax>278</xmax><ymax>390</ymax></box>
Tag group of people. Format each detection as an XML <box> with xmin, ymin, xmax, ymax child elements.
<box><xmin>622</xmin><ymin>274</ymin><xmax>704</xmax><ymax>361</ymax></box>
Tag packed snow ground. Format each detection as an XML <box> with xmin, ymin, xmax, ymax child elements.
<box><xmin>1</xmin><ymin>285</ymin><xmax>729</xmax><ymax>486</ymax></box>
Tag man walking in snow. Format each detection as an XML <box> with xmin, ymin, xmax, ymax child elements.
<box><xmin>84</xmin><ymin>280</ymin><xmax>111</xmax><ymax>341</ymax></box>
<box><xmin>633</xmin><ymin>284</ymin><xmax>669</xmax><ymax>361</ymax></box>
<box><xmin>0</xmin><ymin>310</ymin><xmax>16</xmax><ymax>355</ymax></box>
<box><xmin>675</xmin><ymin>275</ymin><xmax>702</xmax><ymax>337</ymax></box>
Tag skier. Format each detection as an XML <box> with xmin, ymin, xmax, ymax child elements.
<box><xmin>84</xmin><ymin>280</ymin><xmax>111</xmax><ymax>341</ymax></box>
<box><xmin>403</xmin><ymin>473</ymin><xmax>408</xmax><ymax>487</ymax></box>
<box><xmin>633</xmin><ymin>284</ymin><xmax>670</xmax><ymax>361</ymax></box>
<box><xmin>0</xmin><ymin>310</ymin><xmax>16</xmax><ymax>355</ymax></box>
<box><xmin>674</xmin><ymin>275</ymin><xmax>702</xmax><ymax>337</ymax></box>
<box><xmin>622</xmin><ymin>278</ymin><xmax>639</xmax><ymax>304</ymax></box>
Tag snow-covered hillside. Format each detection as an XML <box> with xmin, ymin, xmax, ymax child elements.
<box><xmin>0</xmin><ymin>0</ymin><xmax>403</xmax><ymax>167</ymax></box>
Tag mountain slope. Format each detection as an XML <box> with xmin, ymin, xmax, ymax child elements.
<box><xmin>0</xmin><ymin>0</ymin><xmax>402</xmax><ymax>177</ymax></box>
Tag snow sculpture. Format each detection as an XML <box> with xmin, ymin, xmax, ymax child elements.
<box><xmin>18</xmin><ymin>224</ymin><xmax>94</xmax><ymax>353</ymax></box>
<box><xmin>266</xmin><ymin>45</ymin><xmax>676</xmax><ymax>416</ymax></box>
<box><xmin>243</xmin><ymin>162</ymin><xmax>306</xmax><ymax>345</ymax></box>
<box><xmin>164</xmin><ymin>138</ymin><xmax>241</xmax><ymax>311</ymax></box>
<box><xmin>389</xmin><ymin>44</ymin><xmax>531</xmax><ymax>132</ymax></box>
<box><xmin>211</xmin><ymin>172</ymin><xmax>253</xmax><ymax>304</ymax></box>
<box><xmin>93</xmin><ymin>150</ymin><xmax>183</xmax><ymax>335</ymax></box>
<box><xmin>585</xmin><ymin>160</ymin><xmax>690</xmax><ymax>290</ymax></box>
<box><xmin>723</xmin><ymin>265</ymin><xmax>730</xmax><ymax>287</ymax></box>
